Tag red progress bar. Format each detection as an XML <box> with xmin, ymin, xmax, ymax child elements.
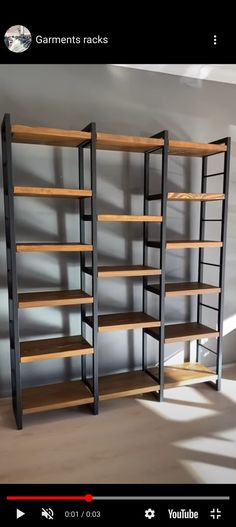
<box><xmin>7</xmin><ymin>494</ymin><xmax>93</xmax><ymax>502</ymax></box>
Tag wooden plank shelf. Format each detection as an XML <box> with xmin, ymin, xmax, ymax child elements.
<box><xmin>97</xmin><ymin>214</ymin><xmax>162</xmax><ymax>222</ymax></box>
<box><xmin>11</xmin><ymin>125</ymin><xmax>90</xmax><ymax>148</ymax></box>
<box><xmin>149</xmin><ymin>362</ymin><xmax>216</xmax><ymax>388</ymax></box>
<box><xmin>96</xmin><ymin>133</ymin><xmax>227</xmax><ymax>156</ymax></box>
<box><xmin>96</xmin><ymin>133</ymin><xmax>164</xmax><ymax>153</ymax></box>
<box><xmin>84</xmin><ymin>265</ymin><xmax>161</xmax><ymax>277</ymax></box>
<box><xmin>22</xmin><ymin>379</ymin><xmax>94</xmax><ymax>414</ymax></box>
<box><xmin>14</xmin><ymin>186</ymin><xmax>92</xmax><ymax>198</ymax></box>
<box><xmin>16</xmin><ymin>243</ymin><xmax>93</xmax><ymax>252</ymax></box>
<box><xmin>20</xmin><ymin>335</ymin><xmax>93</xmax><ymax>363</ymax></box>
<box><xmin>85</xmin><ymin>312</ymin><xmax>160</xmax><ymax>333</ymax></box>
<box><xmin>147</xmin><ymin>240</ymin><xmax>223</xmax><ymax>249</ymax></box>
<box><xmin>148</xmin><ymin>193</ymin><xmax>225</xmax><ymax>201</ymax></box>
<box><xmin>147</xmin><ymin>281</ymin><xmax>221</xmax><ymax>297</ymax></box>
<box><xmin>146</xmin><ymin>322</ymin><xmax>219</xmax><ymax>343</ymax></box>
<box><xmin>18</xmin><ymin>289</ymin><xmax>93</xmax><ymax>308</ymax></box>
<box><xmin>97</xmin><ymin>370</ymin><xmax>159</xmax><ymax>400</ymax></box>
<box><xmin>168</xmin><ymin>141</ymin><xmax>227</xmax><ymax>157</ymax></box>
<box><xmin>12</xmin><ymin>126</ymin><xmax>227</xmax><ymax>156</ymax></box>
<box><xmin>167</xmin><ymin>192</ymin><xmax>225</xmax><ymax>201</ymax></box>
<box><xmin>98</xmin><ymin>265</ymin><xmax>161</xmax><ymax>277</ymax></box>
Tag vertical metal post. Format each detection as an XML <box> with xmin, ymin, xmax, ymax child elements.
<box><xmin>159</xmin><ymin>131</ymin><xmax>168</xmax><ymax>401</ymax></box>
<box><xmin>216</xmin><ymin>138</ymin><xmax>231</xmax><ymax>390</ymax></box>
<box><xmin>196</xmin><ymin>156</ymin><xmax>207</xmax><ymax>362</ymax></box>
<box><xmin>1</xmin><ymin>113</ymin><xmax>22</xmax><ymax>429</ymax></box>
<box><xmin>90</xmin><ymin>123</ymin><xmax>99</xmax><ymax>414</ymax></box>
<box><xmin>78</xmin><ymin>146</ymin><xmax>86</xmax><ymax>382</ymax></box>
<box><xmin>142</xmin><ymin>153</ymin><xmax>149</xmax><ymax>370</ymax></box>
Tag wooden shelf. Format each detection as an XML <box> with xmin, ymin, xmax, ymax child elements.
<box><xmin>167</xmin><ymin>192</ymin><xmax>225</xmax><ymax>201</ymax></box>
<box><xmin>97</xmin><ymin>214</ymin><xmax>162</xmax><ymax>222</ymax></box>
<box><xmin>147</xmin><ymin>281</ymin><xmax>221</xmax><ymax>297</ymax></box>
<box><xmin>97</xmin><ymin>265</ymin><xmax>161</xmax><ymax>277</ymax></box>
<box><xmin>97</xmin><ymin>370</ymin><xmax>159</xmax><ymax>400</ymax></box>
<box><xmin>168</xmin><ymin>141</ymin><xmax>227</xmax><ymax>157</ymax></box>
<box><xmin>16</xmin><ymin>243</ymin><xmax>93</xmax><ymax>252</ymax></box>
<box><xmin>148</xmin><ymin>193</ymin><xmax>225</xmax><ymax>201</ymax></box>
<box><xmin>96</xmin><ymin>133</ymin><xmax>227</xmax><ymax>156</ymax></box>
<box><xmin>85</xmin><ymin>312</ymin><xmax>160</xmax><ymax>333</ymax></box>
<box><xmin>22</xmin><ymin>379</ymin><xmax>93</xmax><ymax>414</ymax></box>
<box><xmin>18</xmin><ymin>289</ymin><xmax>93</xmax><ymax>308</ymax></box>
<box><xmin>12</xmin><ymin>125</ymin><xmax>227</xmax><ymax>156</ymax></box>
<box><xmin>96</xmin><ymin>133</ymin><xmax>164</xmax><ymax>152</ymax></box>
<box><xmin>166</xmin><ymin>240</ymin><xmax>223</xmax><ymax>249</ymax></box>
<box><xmin>11</xmin><ymin>125</ymin><xmax>90</xmax><ymax>147</ymax></box>
<box><xmin>147</xmin><ymin>240</ymin><xmax>223</xmax><ymax>249</ymax></box>
<box><xmin>14</xmin><ymin>186</ymin><xmax>92</xmax><ymax>198</ymax></box>
<box><xmin>149</xmin><ymin>362</ymin><xmax>216</xmax><ymax>388</ymax></box>
<box><xmin>20</xmin><ymin>335</ymin><xmax>93</xmax><ymax>363</ymax></box>
<box><xmin>146</xmin><ymin>322</ymin><xmax>219</xmax><ymax>343</ymax></box>
<box><xmin>84</xmin><ymin>265</ymin><xmax>161</xmax><ymax>277</ymax></box>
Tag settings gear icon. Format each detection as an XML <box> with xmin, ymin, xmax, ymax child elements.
<box><xmin>145</xmin><ymin>508</ymin><xmax>155</xmax><ymax>519</ymax></box>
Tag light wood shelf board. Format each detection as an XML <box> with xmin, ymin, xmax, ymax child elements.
<box><xmin>98</xmin><ymin>370</ymin><xmax>159</xmax><ymax>400</ymax></box>
<box><xmin>167</xmin><ymin>192</ymin><xmax>225</xmax><ymax>201</ymax></box>
<box><xmin>146</xmin><ymin>322</ymin><xmax>219</xmax><ymax>343</ymax></box>
<box><xmin>147</xmin><ymin>282</ymin><xmax>221</xmax><ymax>297</ymax></box>
<box><xmin>12</xmin><ymin>125</ymin><xmax>90</xmax><ymax>147</ymax></box>
<box><xmin>149</xmin><ymin>362</ymin><xmax>216</xmax><ymax>388</ymax></box>
<box><xmin>85</xmin><ymin>312</ymin><xmax>160</xmax><ymax>333</ymax></box>
<box><xmin>18</xmin><ymin>289</ymin><xmax>93</xmax><ymax>308</ymax></box>
<box><xmin>11</xmin><ymin>126</ymin><xmax>227</xmax><ymax>156</ymax></box>
<box><xmin>22</xmin><ymin>380</ymin><xmax>93</xmax><ymax>414</ymax></box>
<box><xmin>16</xmin><ymin>243</ymin><xmax>93</xmax><ymax>252</ymax></box>
<box><xmin>98</xmin><ymin>265</ymin><xmax>161</xmax><ymax>277</ymax></box>
<box><xmin>20</xmin><ymin>335</ymin><xmax>93</xmax><ymax>362</ymax></box>
<box><xmin>14</xmin><ymin>186</ymin><xmax>92</xmax><ymax>198</ymax></box>
<box><xmin>148</xmin><ymin>240</ymin><xmax>223</xmax><ymax>249</ymax></box>
<box><xmin>97</xmin><ymin>214</ymin><xmax>162</xmax><ymax>222</ymax></box>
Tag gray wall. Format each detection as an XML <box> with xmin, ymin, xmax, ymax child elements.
<box><xmin>0</xmin><ymin>65</ymin><xmax>235</xmax><ymax>396</ymax></box>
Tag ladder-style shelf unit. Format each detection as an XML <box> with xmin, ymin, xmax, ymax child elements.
<box><xmin>145</xmin><ymin>135</ymin><xmax>230</xmax><ymax>394</ymax></box>
<box><xmin>2</xmin><ymin>116</ymin><xmax>230</xmax><ymax>428</ymax></box>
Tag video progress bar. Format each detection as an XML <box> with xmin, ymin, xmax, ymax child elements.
<box><xmin>93</xmin><ymin>496</ymin><xmax>230</xmax><ymax>501</ymax></box>
<box><xmin>7</xmin><ymin>495</ymin><xmax>230</xmax><ymax>502</ymax></box>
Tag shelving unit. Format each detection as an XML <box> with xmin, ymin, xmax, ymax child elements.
<box><xmin>2</xmin><ymin>118</ymin><xmax>231</xmax><ymax>428</ymax></box>
<box><xmin>1</xmin><ymin>114</ymin><xmax>98</xmax><ymax>429</ymax></box>
<box><xmin>145</xmin><ymin>135</ymin><xmax>230</xmax><ymax>394</ymax></box>
<box><xmin>83</xmin><ymin>129</ymin><xmax>168</xmax><ymax>403</ymax></box>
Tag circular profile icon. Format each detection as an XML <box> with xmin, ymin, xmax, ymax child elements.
<box><xmin>4</xmin><ymin>25</ymin><xmax>32</xmax><ymax>53</ymax></box>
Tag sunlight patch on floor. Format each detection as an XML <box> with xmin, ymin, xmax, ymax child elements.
<box><xmin>220</xmin><ymin>378</ymin><xmax>236</xmax><ymax>404</ymax></box>
<box><xmin>174</xmin><ymin>435</ymin><xmax>236</xmax><ymax>458</ymax></box>
<box><xmin>137</xmin><ymin>397</ymin><xmax>217</xmax><ymax>422</ymax></box>
<box><xmin>223</xmin><ymin>313</ymin><xmax>236</xmax><ymax>337</ymax></box>
<box><xmin>212</xmin><ymin>427</ymin><xmax>236</xmax><ymax>442</ymax></box>
<box><xmin>180</xmin><ymin>460</ymin><xmax>236</xmax><ymax>483</ymax></box>
<box><xmin>165</xmin><ymin>386</ymin><xmax>212</xmax><ymax>405</ymax></box>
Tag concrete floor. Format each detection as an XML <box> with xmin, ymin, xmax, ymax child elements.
<box><xmin>1</xmin><ymin>365</ymin><xmax>236</xmax><ymax>484</ymax></box>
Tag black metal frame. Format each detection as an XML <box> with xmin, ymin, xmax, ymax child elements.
<box><xmin>1</xmin><ymin>114</ymin><xmax>99</xmax><ymax>429</ymax></box>
<box><xmin>79</xmin><ymin>123</ymin><xmax>98</xmax><ymax>414</ymax></box>
<box><xmin>142</xmin><ymin>131</ymin><xmax>168</xmax><ymax>401</ymax></box>
<box><xmin>2</xmin><ymin>113</ymin><xmax>22</xmax><ymax>429</ymax></box>
<box><xmin>196</xmin><ymin>138</ymin><xmax>231</xmax><ymax>390</ymax></box>
<box><xmin>1</xmin><ymin>114</ymin><xmax>230</xmax><ymax>427</ymax></box>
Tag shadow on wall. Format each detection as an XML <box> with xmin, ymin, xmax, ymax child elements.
<box><xmin>0</xmin><ymin>63</ymin><xmax>235</xmax><ymax>396</ymax></box>
<box><xmin>0</xmin><ymin>141</ymin><xmax>194</xmax><ymax>395</ymax></box>
<box><xmin>0</xmin><ymin>149</ymin><xmax>82</xmax><ymax>395</ymax></box>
